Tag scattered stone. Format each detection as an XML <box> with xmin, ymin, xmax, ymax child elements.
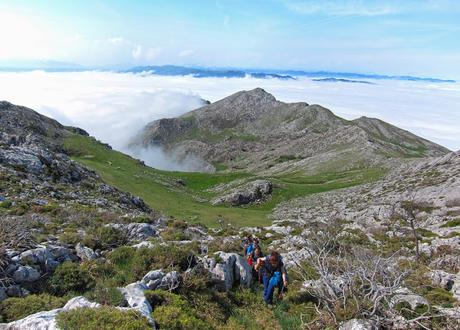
<box><xmin>12</xmin><ymin>265</ymin><xmax>41</xmax><ymax>283</ymax></box>
<box><xmin>339</xmin><ymin>319</ymin><xmax>378</xmax><ymax>330</ymax></box>
<box><xmin>75</xmin><ymin>243</ymin><xmax>98</xmax><ymax>261</ymax></box>
<box><xmin>391</xmin><ymin>288</ymin><xmax>429</xmax><ymax>310</ymax></box>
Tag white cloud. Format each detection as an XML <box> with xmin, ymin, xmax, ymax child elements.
<box><xmin>131</xmin><ymin>45</ymin><xmax>143</xmax><ymax>60</ymax></box>
<box><xmin>0</xmin><ymin>71</ymin><xmax>458</xmax><ymax>162</ymax></box>
<box><xmin>179</xmin><ymin>49</ymin><xmax>195</xmax><ymax>58</ymax></box>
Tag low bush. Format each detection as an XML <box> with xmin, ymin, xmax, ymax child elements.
<box><xmin>108</xmin><ymin>245</ymin><xmax>195</xmax><ymax>286</ymax></box>
<box><xmin>85</xmin><ymin>282</ymin><xmax>124</xmax><ymax>306</ymax></box>
<box><xmin>95</xmin><ymin>226</ymin><xmax>128</xmax><ymax>249</ymax></box>
<box><xmin>56</xmin><ymin>306</ymin><xmax>151</xmax><ymax>330</ymax></box>
<box><xmin>146</xmin><ymin>290</ymin><xmax>208</xmax><ymax>330</ymax></box>
<box><xmin>49</xmin><ymin>262</ymin><xmax>95</xmax><ymax>296</ymax></box>
<box><xmin>161</xmin><ymin>228</ymin><xmax>191</xmax><ymax>241</ymax></box>
<box><xmin>0</xmin><ymin>294</ymin><xmax>66</xmax><ymax>322</ymax></box>
<box><xmin>59</xmin><ymin>230</ymin><xmax>82</xmax><ymax>245</ymax></box>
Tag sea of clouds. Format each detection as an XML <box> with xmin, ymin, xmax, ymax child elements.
<box><xmin>0</xmin><ymin>71</ymin><xmax>459</xmax><ymax>170</ymax></box>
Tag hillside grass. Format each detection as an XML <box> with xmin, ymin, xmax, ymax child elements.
<box><xmin>64</xmin><ymin>134</ymin><xmax>385</xmax><ymax>227</ymax></box>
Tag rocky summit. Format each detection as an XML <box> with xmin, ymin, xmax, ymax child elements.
<box><xmin>1</xmin><ymin>97</ymin><xmax>460</xmax><ymax>329</ymax></box>
<box><xmin>134</xmin><ymin>88</ymin><xmax>449</xmax><ymax>174</ymax></box>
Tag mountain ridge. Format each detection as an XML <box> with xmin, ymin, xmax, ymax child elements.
<box><xmin>134</xmin><ymin>88</ymin><xmax>449</xmax><ymax>174</ymax></box>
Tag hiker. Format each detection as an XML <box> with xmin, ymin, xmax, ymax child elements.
<box><xmin>255</xmin><ymin>251</ymin><xmax>288</xmax><ymax>305</ymax></box>
<box><xmin>252</xmin><ymin>245</ymin><xmax>264</xmax><ymax>283</ymax></box>
<box><xmin>242</xmin><ymin>234</ymin><xmax>253</xmax><ymax>257</ymax></box>
<box><xmin>247</xmin><ymin>242</ymin><xmax>263</xmax><ymax>268</ymax></box>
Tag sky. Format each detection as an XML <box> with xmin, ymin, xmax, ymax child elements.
<box><xmin>0</xmin><ymin>0</ymin><xmax>460</xmax><ymax>78</ymax></box>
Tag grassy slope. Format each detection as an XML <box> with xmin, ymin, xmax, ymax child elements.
<box><xmin>64</xmin><ymin>134</ymin><xmax>385</xmax><ymax>227</ymax></box>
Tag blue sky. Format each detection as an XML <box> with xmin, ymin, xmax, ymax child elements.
<box><xmin>0</xmin><ymin>0</ymin><xmax>459</xmax><ymax>78</ymax></box>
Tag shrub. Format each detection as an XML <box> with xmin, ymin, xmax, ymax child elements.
<box><xmin>108</xmin><ymin>245</ymin><xmax>195</xmax><ymax>285</ymax></box>
<box><xmin>0</xmin><ymin>294</ymin><xmax>66</xmax><ymax>322</ymax></box>
<box><xmin>146</xmin><ymin>290</ymin><xmax>208</xmax><ymax>330</ymax></box>
<box><xmin>49</xmin><ymin>262</ymin><xmax>95</xmax><ymax>296</ymax></box>
<box><xmin>56</xmin><ymin>306</ymin><xmax>151</xmax><ymax>330</ymax></box>
<box><xmin>161</xmin><ymin>228</ymin><xmax>191</xmax><ymax>241</ymax></box>
<box><xmin>0</xmin><ymin>200</ymin><xmax>12</xmax><ymax>209</ymax></box>
<box><xmin>59</xmin><ymin>230</ymin><xmax>82</xmax><ymax>245</ymax></box>
<box><xmin>85</xmin><ymin>282</ymin><xmax>124</xmax><ymax>306</ymax></box>
<box><xmin>95</xmin><ymin>226</ymin><xmax>128</xmax><ymax>249</ymax></box>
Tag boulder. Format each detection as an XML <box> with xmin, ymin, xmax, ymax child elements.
<box><xmin>141</xmin><ymin>270</ymin><xmax>165</xmax><ymax>290</ymax></box>
<box><xmin>211</xmin><ymin>180</ymin><xmax>273</xmax><ymax>206</ymax></box>
<box><xmin>6</xmin><ymin>285</ymin><xmax>29</xmax><ymax>298</ymax></box>
<box><xmin>119</xmin><ymin>282</ymin><xmax>155</xmax><ymax>325</ymax></box>
<box><xmin>75</xmin><ymin>243</ymin><xmax>98</xmax><ymax>261</ymax></box>
<box><xmin>107</xmin><ymin>223</ymin><xmax>158</xmax><ymax>241</ymax></box>
<box><xmin>159</xmin><ymin>271</ymin><xmax>181</xmax><ymax>290</ymax></box>
<box><xmin>0</xmin><ymin>296</ymin><xmax>100</xmax><ymax>330</ymax></box>
<box><xmin>14</xmin><ymin>245</ymin><xmax>75</xmax><ymax>271</ymax></box>
<box><xmin>203</xmin><ymin>252</ymin><xmax>252</xmax><ymax>291</ymax></box>
<box><xmin>12</xmin><ymin>265</ymin><xmax>41</xmax><ymax>283</ymax></box>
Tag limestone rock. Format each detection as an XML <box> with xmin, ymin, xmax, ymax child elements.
<box><xmin>75</xmin><ymin>243</ymin><xmax>97</xmax><ymax>261</ymax></box>
<box><xmin>339</xmin><ymin>319</ymin><xmax>378</xmax><ymax>330</ymax></box>
<box><xmin>212</xmin><ymin>180</ymin><xmax>273</xmax><ymax>206</ymax></box>
<box><xmin>119</xmin><ymin>282</ymin><xmax>154</xmax><ymax>325</ymax></box>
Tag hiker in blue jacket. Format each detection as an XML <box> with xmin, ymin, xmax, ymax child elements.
<box><xmin>255</xmin><ymin>250</ymin><xmax>288</xmax><ymax>305</ymax></box>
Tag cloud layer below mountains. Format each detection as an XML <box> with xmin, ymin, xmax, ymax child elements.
<box><xmin>0</xmin><ymin>71</ymin><xmax>459</xmax><ymax>171</ymax></box>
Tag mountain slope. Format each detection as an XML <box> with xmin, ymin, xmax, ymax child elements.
<box><xmin>134</xmin><ymin>88</ymin><xmax>449</xmax><ymax>174</ymax></box>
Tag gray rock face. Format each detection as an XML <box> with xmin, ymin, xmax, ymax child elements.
<box><xmin>0</xmin><ymin>148</ymin><xmax>43</xmax><ymax>174</ymax></box>
<box><xmin>12</xmin><ymin>265</ymin><xmax>41</xmax><ymax>283</ymax></box>
<box><xmin>212</xmin><ymin>180</ymin><xmax>273</xmax><ymax>206</ymax></box>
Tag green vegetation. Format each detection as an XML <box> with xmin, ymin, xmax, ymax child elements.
<box><xmin>0</xmin><ymin>294</ymin><xmax>67</xmax><ymax>322</ymax></box>
<box><xmin>441</xmin><ymin>218</ymin><xmax>460</xmax><ymax>228</ymax></box>
<box><xmin>107</xmin><ymin>244</ymin><xmax>197</xmax><ymax>285</ymax></box>
<box><xmin>64</xmin><ymin>134</ymin><xmax>385</xmax><ymax>227</ymax></box>
<box><xmin>49</xmin><ymin>262</ymin><xmax>95</xmax><ymax>296</ymax></box>
<box><xmin>56</xmin><ymin>307</ymin><xmax>152</xmax><ymax>330</ymax></box>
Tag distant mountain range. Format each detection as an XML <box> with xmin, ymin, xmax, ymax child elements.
<box><xmin>0</xmin><ymin>62</ymin><xmax>455</xmax><ymax>83</ymax></box>
<box><xmin>312</xmin><ymin>77</ymin><xmax>375</xmax><ymax>84</ymax></box>
<box><xmin>124</xmin><ymin>65</ymin><xmax>456</xmax><ymax>83</ymax></box>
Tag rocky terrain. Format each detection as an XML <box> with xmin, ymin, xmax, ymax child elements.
<box><xmin>1</xmin><ymin>98</ymin><xmax>459</xmax><ymax>329</ymax></box>
<box><xmin>134</xmin><ymin>88</ymin><xmax>448</xmax><ymax>175</ymax></box>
